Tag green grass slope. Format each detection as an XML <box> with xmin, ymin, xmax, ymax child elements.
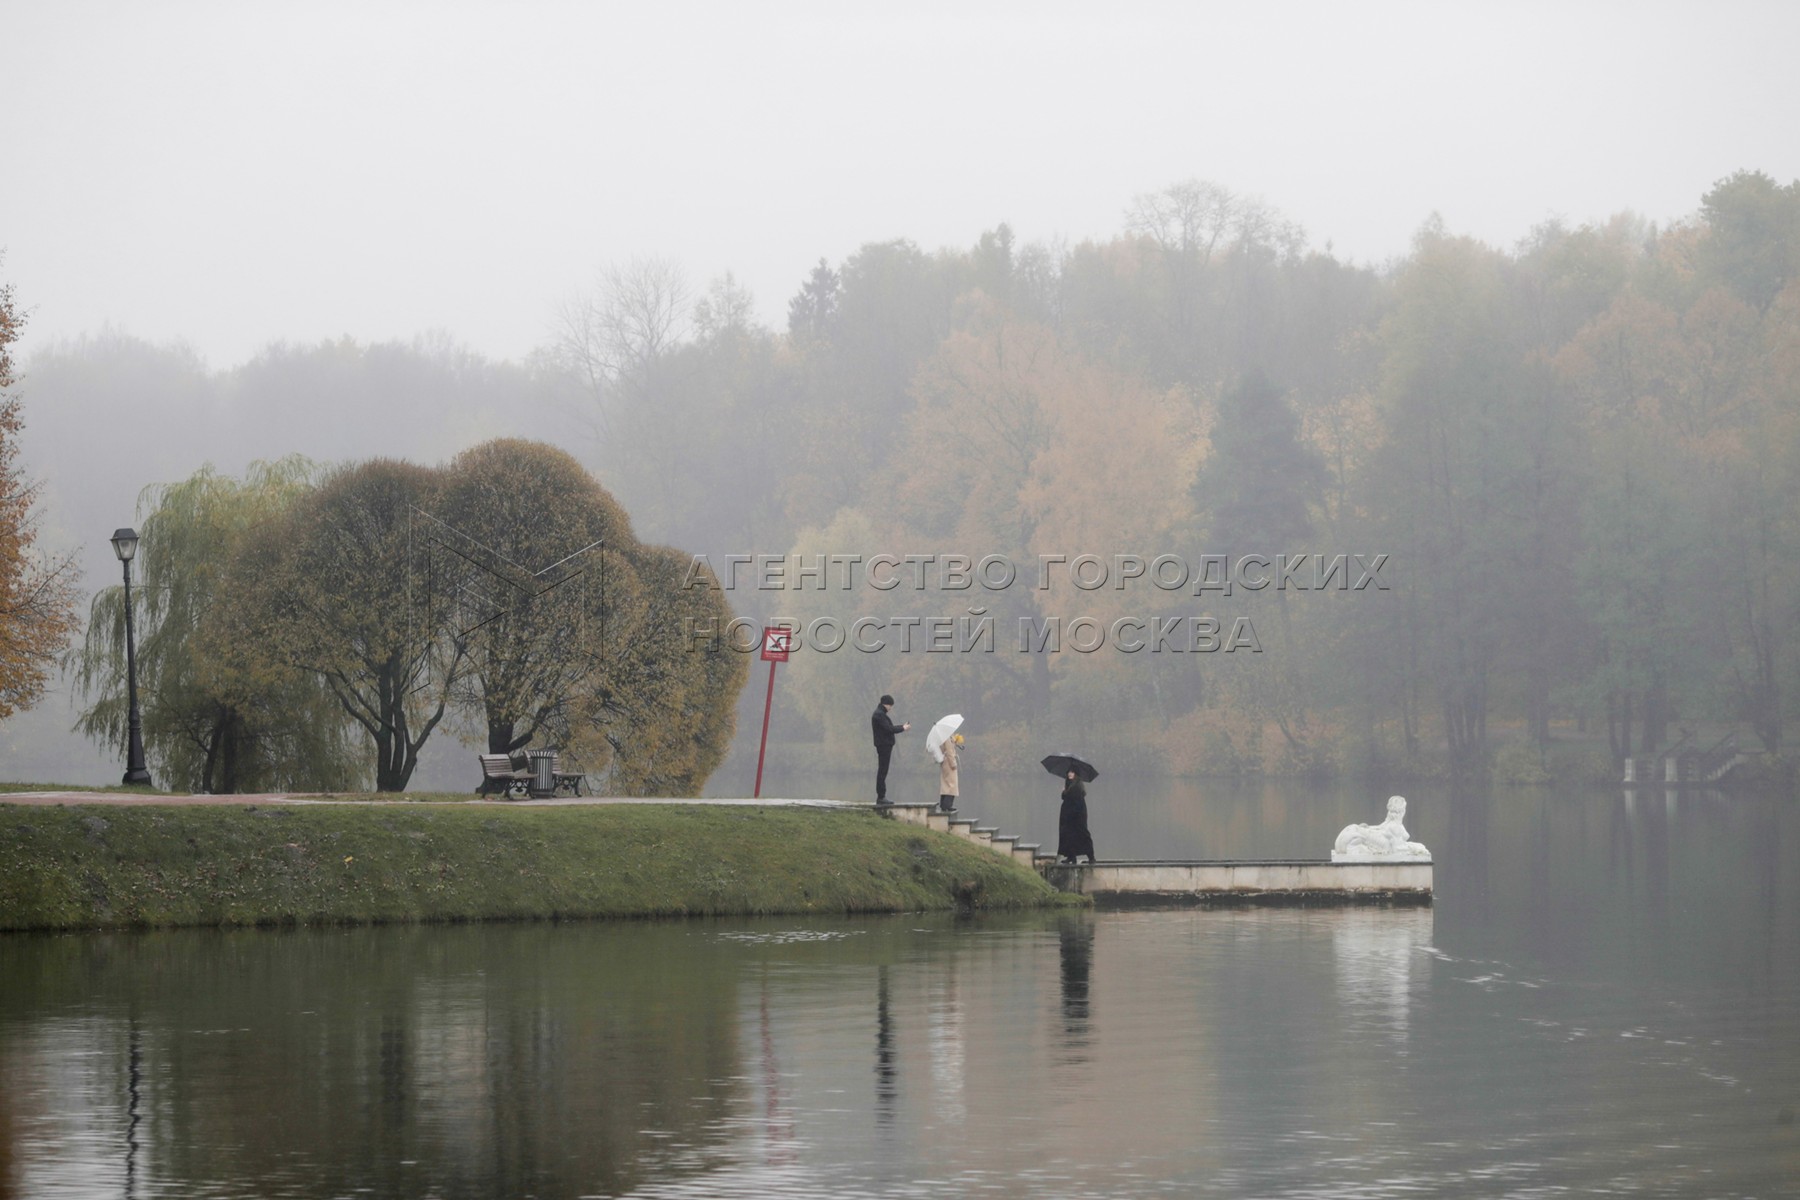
<box><xmin>0</xmin><ymin>802</ymin><xmax>1075</xmax><ymax>930</ymax></box>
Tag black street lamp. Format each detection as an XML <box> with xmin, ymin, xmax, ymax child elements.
<box><xmin>111</xmin><ymin>527</ymin><xmax>153</xmax><ymax>787</ymax></box>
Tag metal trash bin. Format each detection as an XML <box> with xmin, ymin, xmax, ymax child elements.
<box><xmin>528</xmin><ymin>748</ymin><xmax>559</xmax><ymax>799</ymax></box>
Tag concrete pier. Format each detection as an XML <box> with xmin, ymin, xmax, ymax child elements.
<box><xmin>876</xmin><ymin>803</ymin><xmax>1432</xmax><ymax>906</ymax></box>
<box><xmin>1040</xmin><ymin>859</ymin><xmax>1432</xmax><ymax>907</ymax></box>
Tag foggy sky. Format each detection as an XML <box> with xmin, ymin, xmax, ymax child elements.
<box><xmin>5</xmin><ymin>0</ymin><xmax>1798</xmax><ymax>370</ymax></box>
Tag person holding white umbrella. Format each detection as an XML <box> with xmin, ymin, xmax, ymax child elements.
<box><xmin>936</xmin><ymin>733</ymin><xmax>966</xmax><ymax>813</ymax></box>
<box><xmin>927</xmin><ymin>714</ymin><xmax>964</xmax><ymax>814</ymax></box>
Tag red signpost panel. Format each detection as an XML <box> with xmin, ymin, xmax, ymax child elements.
<box><xmin>753</xmin><ymin>627</ymin><xmax>791</xmax><ymax>797</ymax></box>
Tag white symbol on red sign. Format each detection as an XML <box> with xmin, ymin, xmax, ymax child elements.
<box><xmin>760</xmin><ymin>627</ymin><xmax>792</xmax><ymax>662</ymax></box>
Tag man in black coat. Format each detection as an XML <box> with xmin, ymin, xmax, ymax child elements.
<box><xmin>870</xmin><ymin>694</ymin><xmax>910</xmax><ymax>805</ymax></box>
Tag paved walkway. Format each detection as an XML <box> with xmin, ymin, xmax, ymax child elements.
<box><xmin>0</xmin><ymin>791</ymin><xmax>854</xmax><ymax>809</ymax></box>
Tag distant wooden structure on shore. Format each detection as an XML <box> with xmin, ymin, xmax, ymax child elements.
<box><xmin>1623</xmin><ymin>732</ymin><xmax>1751</xmax><ymax>787</ymax></box>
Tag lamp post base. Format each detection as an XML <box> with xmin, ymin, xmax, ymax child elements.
<box><xmin>122</xmin><ymin>768</ymin><xmax>154</xmax><ymax>787</ymax></box>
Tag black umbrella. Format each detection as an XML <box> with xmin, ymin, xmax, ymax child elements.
<box><xmin>1041</xmin><ymin>753</ymin><xmax>1099</xmax><ymax>783</ymax></box>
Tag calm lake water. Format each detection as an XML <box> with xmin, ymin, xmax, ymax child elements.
<box><xmin>3</xmin><ymin>777</ymin><xmax>1798</xmax><ymax>1198</ymax></box>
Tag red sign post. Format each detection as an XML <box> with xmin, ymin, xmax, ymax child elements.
<box><xmin>752</xmin><ymin>627</ymin><xmax>791</xmax><ymax>798</ymax></box>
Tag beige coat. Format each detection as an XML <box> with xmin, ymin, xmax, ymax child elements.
<box><xmin>938</xmin><ymin>740</ymin><xmax>959</xmax><ymax>796</ymax></box>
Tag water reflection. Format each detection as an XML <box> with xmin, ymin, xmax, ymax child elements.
<box><xmin>755</xmin><ymin>980</ymin><xmax>797</xmax><ymax>1168</ymax></box>
<box><xmin>123</xmin><ymin>1023</ymin><xmax>140</xmax><ymax>1200</ymax></box>
<box><xmin>926</xmin><ymin>950</ymin><xmax>965</xmax><ymax>1127</ymax></box>
<box><xmin>3</xmin><ymin>781</ymin><xmax>1799</xmax><ymax>1198</ymax></box>
<box><xmin>1331</xmin><ymin>910</ymin><xmax>1433</xmax><ymax>1045</ymax></box>
<box><xmin>0</xmin><ymin>925</ymin><xmax>746</xmax><ymax>1198</ymax></box>
<box><xmin>1057</xmin><ymin>915</ymin><xmax>1095</xmax><ymax>1063</ymax></box>
<box><xmin>873</xmin><ymin>965</ymin><xmax>896</xmax><ymax>1127</ymax></box>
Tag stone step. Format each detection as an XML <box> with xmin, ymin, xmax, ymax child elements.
<box><xmin>873</xmin><ymin>802</ymin><xmax>936</xmax><ymax>827</ymax></box>
<box><xmin>878</xmin><ymin>804</ymin><xmax>1050</xmax><ymax>874</ymax></box>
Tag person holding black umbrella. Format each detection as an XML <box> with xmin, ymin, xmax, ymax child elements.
<box><xmin>1058</xmin><ymin>772</ymin><xmax>1097</xmax><ymax>863</ymax></box>
<box><xmin>871</xmin><ymin>694</ymin><xmax>910</xmax><ymax>805</ymax></box>
<box><xmin>1043</xmin><ymin>753</ymin><xmax>1099</xmax><ymax>864</ymax></box>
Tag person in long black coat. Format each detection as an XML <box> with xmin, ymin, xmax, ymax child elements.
<box><xmin>1058</xmin><ymin>771</ymin><xmax>1097</xmax><ymax>864</ymax></box>
<box><xmin>870</xmin><ymin>694</ymin><xmax>909</xmax><ymax>804</ymax></box>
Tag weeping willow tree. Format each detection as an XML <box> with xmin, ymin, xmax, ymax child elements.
<box><xmin>71</xmin><ymin>458</ymin><xmax>367</xmax><ymax>793</ymax></box>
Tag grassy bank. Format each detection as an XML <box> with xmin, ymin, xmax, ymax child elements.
<box><xmin>0</xmin><ymin>803</ymin><xmax>1075</xmax><ymax>932</ymax></box>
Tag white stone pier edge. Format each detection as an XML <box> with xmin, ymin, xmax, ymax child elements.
<box><xmin>1041</xmin><ymin>859</ymin><xmax>1433</xmax><ymax>904</ymax></box>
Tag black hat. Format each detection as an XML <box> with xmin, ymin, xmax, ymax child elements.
<box><xmin>879</xmin><ymin>694</ymin><xmax>895</xmax><ymax>706</ymax></box>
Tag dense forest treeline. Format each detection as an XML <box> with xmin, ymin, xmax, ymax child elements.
<box><xmin>14</xmin><ymin>170</ymin><xmax>1800</xmax><ymax>786</ymax></box>
<box><xmin>552</xmin><ymin>171</ymin><xmax>1800</xmax><ymax>785</ymax></box>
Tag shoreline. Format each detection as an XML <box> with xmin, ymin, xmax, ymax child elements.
<box><xmin>0</xmin><ymin>801</ymin><xmax>1079</xmax><ymax>933</ymax></box>
<box><xmin>0</xmin><ymin>790</ymin><xmax>855</xmax><ymax>807</ymax></box>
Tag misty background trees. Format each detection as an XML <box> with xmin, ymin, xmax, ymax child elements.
<box><xmin>8</xmin><ymin>169</ymin><xmax>1800</xmax><ymax>788</ymax></box>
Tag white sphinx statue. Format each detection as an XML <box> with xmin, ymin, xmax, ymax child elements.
<box><xmin>1332</xmin><ymin>795</ymin><xmax>1432</xmax><ymax>863</ymax></box>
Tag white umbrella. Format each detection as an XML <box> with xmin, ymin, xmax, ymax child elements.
<box><xmin>926</xmin><ymin>713</ymin><xmax>963</xmax><ymax>763</ymax></box>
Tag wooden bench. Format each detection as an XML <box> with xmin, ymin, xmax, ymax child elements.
<box><xmin>552</xmin><ymin>770</ymin><xmax>586</xmax><ymax>797</ymax></box>
<box><xmin>476</xmin><ymin>753</ymin><xmax>532</xmax><ymax>798</ymax></box>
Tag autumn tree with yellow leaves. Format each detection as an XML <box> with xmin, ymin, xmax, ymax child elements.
<box><xmin>0</xmin><ymin>262</ymin><xmax>80</xmax><ymax>722</ymax></box>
